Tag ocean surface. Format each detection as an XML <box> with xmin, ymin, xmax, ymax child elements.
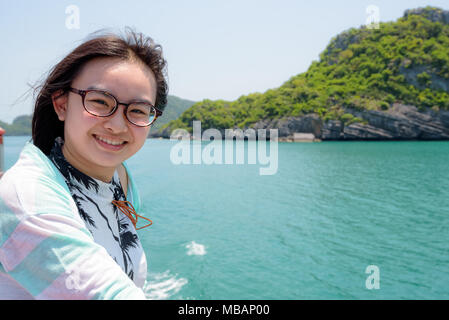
<box><xmin>3</xmin><ymin>136</ymin><xmax>449</xmax><ymax>299</ymax></box>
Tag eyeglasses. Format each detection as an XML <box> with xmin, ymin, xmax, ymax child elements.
<box><xmin>68</xmin><ymin>87</ymin><xmax>162</xmax><ymax>127</ymax></box>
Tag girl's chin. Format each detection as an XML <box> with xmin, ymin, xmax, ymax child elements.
<box><xmin>90</xmin><ymin>153</ymin><xmax>127</xmax><ymax>168</ymax></box>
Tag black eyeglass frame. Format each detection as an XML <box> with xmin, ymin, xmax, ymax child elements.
<box><xmin>68</xmin><ymin>87</ymin><xmax>162</xmax><ymax>127</ymax></box>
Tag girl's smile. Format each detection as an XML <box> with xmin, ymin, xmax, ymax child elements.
<box><xmin>93</xmin><ymin>133</ymin><xmax>128</xmax><ymax>150</ymax></box>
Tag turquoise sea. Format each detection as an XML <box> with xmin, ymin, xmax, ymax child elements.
<box><xmin>3</xmin><ymin>136</ymin><xmax>449</xmax><ymax>299</ymax></box>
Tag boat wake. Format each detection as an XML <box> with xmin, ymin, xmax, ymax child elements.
<box><xmin>186</xmin><ymin>241</ymin><xmax>207</xmax><ymax>256</ymax></box>
<box><xmin>143</xmin><ymin>270</ymin><xmax>188</xmax><ymax>300</ymax></box>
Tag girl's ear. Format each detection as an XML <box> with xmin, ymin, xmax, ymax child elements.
<box><xmin>51</xmin><ymin>90</ymin><xmax>68</xmax><ymax>121</ymax></box>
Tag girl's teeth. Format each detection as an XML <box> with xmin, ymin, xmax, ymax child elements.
<box><xmin>96</xmin><ymin>136</ymin><xmax>124</xmax><ymax>145</ymax></box>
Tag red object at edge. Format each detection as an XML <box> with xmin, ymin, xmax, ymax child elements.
<box><xmin>0</xmin><ymin>127</ymin><xmax>5</xmax><ymax>145</ymax></box>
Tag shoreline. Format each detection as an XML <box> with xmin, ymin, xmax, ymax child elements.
<box><xmin>147</xmin><ymin>136</ymin><xmax>449</xmax><ymax>142</ymax></box>
<box><xmin>3</xmin><ymin>135</ymin><xmax>448</xmax><ymax>143</ymax></box>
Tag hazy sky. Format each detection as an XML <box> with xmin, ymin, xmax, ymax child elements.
<box><xmin>1</xmin><ymin>0</ymin><xmax>448</xmax><ymax>123</ymax></box>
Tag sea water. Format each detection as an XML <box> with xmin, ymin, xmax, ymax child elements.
<box><xmin>3</xmin><ymin>136</ymin><xmax>449</xmax><ymax>299</ymax></box>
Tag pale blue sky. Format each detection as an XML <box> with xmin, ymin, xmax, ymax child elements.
<box><xmin>1</xmin><ymin>0</ymin><xmax>448</xmax><ymax>123</ymax></box>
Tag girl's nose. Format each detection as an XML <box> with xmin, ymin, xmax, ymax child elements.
<box><xmin>103</xmin><ymin>105</ymin><xmax>129</xmax><ymax>133</ymax></box>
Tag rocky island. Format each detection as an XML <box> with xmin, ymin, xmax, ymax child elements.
<box><xmin>153</xmin><ymin>7</ymin><xmax>449</xmax><ymax>141</ymax></box>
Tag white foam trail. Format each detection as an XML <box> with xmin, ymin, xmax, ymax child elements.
<box><xmin>143</xmin><ymin>270</ymin><xmax>188</xmax><ymax>300</ymax></box>
<box><xmin>186</xmin><ymin>241</ymin><xmax>207</xmax><ymax>256</ymax></box>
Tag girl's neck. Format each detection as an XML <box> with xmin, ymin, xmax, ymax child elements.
<box><xmin>61</xmin><ymin>144</ymin><xmax>116</xmax><ymax>183</ymax></box>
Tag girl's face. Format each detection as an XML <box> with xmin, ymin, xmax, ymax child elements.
<box><xmin>52</xmin><ymin>56</ymin><xmax>157</xmax><ymax>182</ymax></box>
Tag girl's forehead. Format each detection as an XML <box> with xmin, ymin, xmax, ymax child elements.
<box><xmin>73</xmin><ymin>57</ymin><xmax>157</xmax><ymax>102</ymax></box>
<box><xmin>76</xmin><ymin>57</ymin><xmax>152</xmax><ymax>80</ymax></box>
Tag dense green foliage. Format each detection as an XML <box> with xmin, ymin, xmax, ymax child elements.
<box><xmin>162</xmin><ymin>6</ymin><xmax>449</xmax><ymax>133</ymax></box>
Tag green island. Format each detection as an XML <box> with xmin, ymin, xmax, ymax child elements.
<box><xmin>0</xmin><ymin>115</ymin><xmax>32</xmax><ymax>136</ymax></box>
<box><xmin>153</xmin><ymin>6</ymin><xmax>449</xmax><ymax>141</ymax></box>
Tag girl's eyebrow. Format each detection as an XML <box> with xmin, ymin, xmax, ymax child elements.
<box><xmin>87</xmin><ymin>85</ymin><xmax>105</xmax><ymax>91</ymax></box>
<box><xmin>86</xmin><ymin>85</ymin><xmax>154</xmax><ymax>105</ymax></box>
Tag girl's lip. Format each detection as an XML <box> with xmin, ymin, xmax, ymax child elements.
<box><xmin>93</xmin><ymin>134</ymin><xmax>128</xmax><ymax>151</ymax></box>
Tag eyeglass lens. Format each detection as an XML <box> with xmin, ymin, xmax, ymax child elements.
<box><xmin>84</xmin><ymin>91</ymin><xmax>156</xmax><ymax>126</ymax></box>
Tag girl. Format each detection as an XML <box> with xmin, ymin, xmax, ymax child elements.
<box><xmin>0</xmin><ymin>28</ymin><xmax>167</xmax><ymax>299</ymax></box>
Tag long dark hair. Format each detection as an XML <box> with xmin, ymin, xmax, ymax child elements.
<box><xmin>32</xmin><ymin>27</ymin><xmax>168</xmax><ymax>155</ymax></box>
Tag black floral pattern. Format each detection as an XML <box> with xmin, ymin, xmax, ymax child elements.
<box><xmin>48</xmin><ymin>137</ymin><xmax>142</xmax><ymax>281</ymax></box>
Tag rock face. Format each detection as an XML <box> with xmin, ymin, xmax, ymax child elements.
<box><xmin>152</xmin><ymin>104</ymin><xmax>449</xmax><ymax>141</ymax></box>
<box><xmin>404</xmin><ymin>7</ymin><xmax>449</xmax><ymax>24</ymax></box>
<box><xmin>150</xmin><ymin>126</ymin><xmax>174</xmax><ymax>139</ymax></box>
<box><xmin>399</xmin><ymin>64</ymin><xmax>449</xmax><ymax>92</ymax></box>
<box><xmin>250</xmin><ymin>114</ymin><xmax>322</xmax><ymax>139</ymax></box>
<box><xmin>331</xmin><ymin>104</ymin><xmax>449</xmax><ymax>140</ymax></box>
<box><xmin>247</xmin><ymin>104</ymin><xmax>449</xmax><ymax>140</ymax></box>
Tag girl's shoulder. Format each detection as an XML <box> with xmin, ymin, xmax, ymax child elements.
<box><xmin>0</xmin><ymin>142</ymin><xmax>77</xmax><ymax>220</ymax></box>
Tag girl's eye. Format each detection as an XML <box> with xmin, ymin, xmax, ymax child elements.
<box><xmin>87</xmin><ymin>99</ymin><xmax>112</xmax><ymax>109</ymax></box>
<box><xmin>93</xmin><ymin>99</ymin><xmax>108</xmax><ymax>105</ymax></box>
